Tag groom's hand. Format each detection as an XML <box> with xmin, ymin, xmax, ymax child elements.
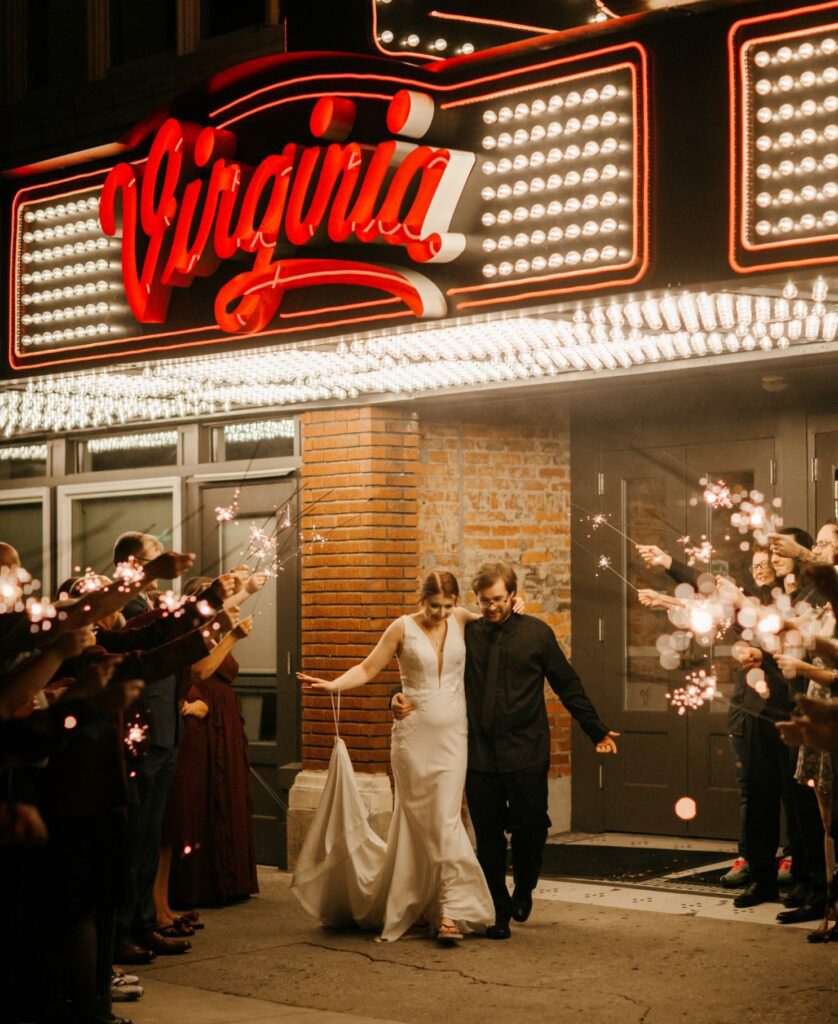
<box><xmin>391</xmin><ymin>692</ymin><xmax>414</xmax><ymax>720</ymax></box>
<box><xmin>595</xmin><ymin>731</ymin><xmax>620</xmax><ymax>754</ymax></box>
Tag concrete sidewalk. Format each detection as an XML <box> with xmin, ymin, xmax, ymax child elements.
<box><xmin>128</xmin><ymin>868</ymin><xmax>836</xmax><ymax>1024</ymax></box>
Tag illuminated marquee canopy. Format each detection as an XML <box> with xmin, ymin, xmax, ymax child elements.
<box><xmin>7</xmin><ymin>0</ymin><xmax>838</xmax><ymax>393</ymax></box>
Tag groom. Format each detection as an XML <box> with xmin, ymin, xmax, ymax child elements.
<box><xmin>397</xmin><ymin>560</ymin><xmax>618</xmax><ymax>939</ymax></box>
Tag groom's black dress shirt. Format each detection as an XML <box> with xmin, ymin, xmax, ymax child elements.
<box><xmin>464</xmin><ymin>614</ymin><xmax>609</xmax><ymax>773</ymax></box>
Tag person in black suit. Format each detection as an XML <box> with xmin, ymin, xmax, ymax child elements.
<box><xmin>396</xmin><ymin>561</ymin><xmax>618</xmax><ymax>939</ymax></box>
<box><xmin>111</xmin><ymin>532</ymin><xmax>238</xmax><ymax>963</ymax></box>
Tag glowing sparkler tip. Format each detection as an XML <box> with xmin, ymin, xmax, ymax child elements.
<box><xmin>598</xmin><ymin>554</ymin><xmax>612</xmax><ymax>570</ymax></box>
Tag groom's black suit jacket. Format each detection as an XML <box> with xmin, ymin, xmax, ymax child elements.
<box><xmin>464</xmin><ymin>614</ymin><xmax>609</xmax><ymax>774</ymax></box>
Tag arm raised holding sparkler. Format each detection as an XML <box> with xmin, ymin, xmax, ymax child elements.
<box><xmin>58</xmin><ymin>550</ymin><xmax>197</xmax><ymax>631</ymax></box>
<box><xmin>0</xmin><ymin>626</ymin><xmax>97</xmax><ymax>718</ymax></box>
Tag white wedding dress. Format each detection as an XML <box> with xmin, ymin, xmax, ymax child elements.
<box><xmin>291</xmin><ymin>614</ymin><xmax>494</xmax><ymax>941</ymax></box>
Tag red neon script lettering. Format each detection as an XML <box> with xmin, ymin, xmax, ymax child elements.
<box><xmin>99</xmin><ymin>95</ymin><xmax>474</xmax><ymax>332</ymax></box>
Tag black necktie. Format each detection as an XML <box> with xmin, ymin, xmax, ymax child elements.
<box><xmin>481</xmin><ymin>625</ymin><xmax>502</xmax><ymax>732</ymax></box>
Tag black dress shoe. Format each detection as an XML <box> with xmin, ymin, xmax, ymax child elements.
<box><xmin>138</xmin><ymin>929</ymin><xmax>191</xmax><ymax>955</ymax></box>
<box><xmin>485</xmin><ymin>921</ymin><xmax>511</xmax><ymax>940</ymax></box>
<box><xmin>776</xmin><ymin>903</ymin><xmax>825</xmax><ymax>924</ymax></box>
<box><xmin>511</xmin><ymin>889</ymin><xmax>533</xmax><ymax>923</ymax></box>
<box><xmin>113</xmin><ymin>937</ymin><xmax>156</xmax><ymax>965</ymax></box>
<box><xmin>733</xmin><ymin>882</ymin><xmax>779</xmax><ymax>908</ymax></box>
<box><xmin>782</xmin><ymin>883</ymin><xmax>808</xmax><ymax>908</ymax></box>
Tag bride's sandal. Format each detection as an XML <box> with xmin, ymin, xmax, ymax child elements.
<box><xmin>436</xmin><ymin>918</ymin><xmax>463</xmax><ymax>945</ymax></box>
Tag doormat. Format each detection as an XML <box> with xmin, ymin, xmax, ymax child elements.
<box><xmin>537</xmin><ymin>843</ymin><xmax>728</xmax><ymax>884</ymax></box>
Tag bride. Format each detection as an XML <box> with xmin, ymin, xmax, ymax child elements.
<box><xmin>296</xmin><ymin>570</ymin><xmax>515</xmax><ymax>943</ymax></box>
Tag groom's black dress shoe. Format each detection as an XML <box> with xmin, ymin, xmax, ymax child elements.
<box><xmin>776</xmin><ymin>903</ymin><xmax>825</xmax><ymax>924</ymax></box>
<box><xmin>511</xmin><ymin>889</ymin><xmax>533</xmax><ymax>923</ymax></box>
<box><xmin>485</xmin><ymin>921</ymin><xmax>511</xmax><ymax>940</ymax></box>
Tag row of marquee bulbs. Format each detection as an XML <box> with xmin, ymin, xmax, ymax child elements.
<box><xmin>482</xmin><ymin>113</ymin><xmax>622</xmax><ymax>150</ymax></box>
<box><xmin>22</xmin><ymin>196</ymin><xmax>99</xmax><ymax>223</ymax></box>
<box><xmin>1</xmin><ymin>284</ymin><xmax>833</xmax><ymax>437</ymax></box>
<box><xmin>753</xmin><ymin>40</ymin><xmax>838</xmax><ymax>66</ymax></box>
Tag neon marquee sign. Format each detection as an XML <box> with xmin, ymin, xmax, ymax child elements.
<box><xmin>9</xmin><ymin>42</ymin><xmax>649</xmax><ymax>370</ymax></box>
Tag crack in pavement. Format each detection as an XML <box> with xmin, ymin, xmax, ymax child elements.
<box><xmin>294</xmin><ymin>941</ymin><xmax>563</xmax><ymax>990</ymax></box>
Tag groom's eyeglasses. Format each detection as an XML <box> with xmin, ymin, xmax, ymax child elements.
<box><xmin>478</xmin><ymin>595</ymin><xmax>511</xmax><ymax>608</ymax></box>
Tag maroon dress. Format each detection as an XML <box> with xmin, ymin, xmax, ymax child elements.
<box><xmin>168</xmin><ymin>654</ymin><xmax>259</xmax><ymax>906</ymax></box>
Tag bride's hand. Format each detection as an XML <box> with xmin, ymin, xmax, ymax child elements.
<box><xmin>391</xmin><ymin>691</ymin><xmax>414</xmax><ymax>720</ymax></box>
<box><xmin>512</xmin><ymin>595</ymin><xmax>525</xmax><ymax>615</ymax></box>
<box><xmin>297</xmin><ymin>672</ymin><xmax>338</xmax><ymax>693</ymax></box>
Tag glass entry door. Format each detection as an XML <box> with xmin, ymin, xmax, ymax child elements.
<box><xmin>600</xmin><ymin>438</ymin><xmax>775</xmax><ymax>838</ymax></box>
<box><xmin>199</xmin><ymin>478</ymin><xmax>299</xmax><ymax>869</ymax></box>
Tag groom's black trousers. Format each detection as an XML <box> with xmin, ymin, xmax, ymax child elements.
<box><xmin>466</xmin><ymin>766</ymin><xmax>551</xmax><ymax>923</ymax></box>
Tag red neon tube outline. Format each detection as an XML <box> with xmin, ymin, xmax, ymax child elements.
<box><xmin>729</xmin><ymin>0</ymin><xmax>838</xmax><ymax>275</ymax></box>
<box><xmin>370</xmin><ymin>3</ymin><xmax>443</xmax><ymax>63</ymax></box>
<box><xmin>740</xmin><ymin>18</ymin><xmax>838</xmax><ymax>252</ymax></box>
<box><xmin>427</xmin><ymin>11</ymin><xmax>559</xmax><ymax>36</ymax></box>
<box><xmin>210</xmin><ymin>40</ymin><xmax>647</xmax><ymax>121</ymax></box>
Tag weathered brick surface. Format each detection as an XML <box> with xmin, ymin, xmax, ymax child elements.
<box><xmin>299</xmin><ymin>403</ymin><xmax>574</xmax><ymax>783</ymax></box>
<box><xmin>415</xmin><ymin>415</ymin><xmax>574</xmax><ymax>780</ymax></box>
<box><xmin>300</xmin><ymin>406</ymin><xmax>420</xmax><ymax>772</ymax></box>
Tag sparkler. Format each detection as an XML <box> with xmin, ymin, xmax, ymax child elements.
<box><xmin>215</xmin><ymin>487</ymin><xmax>241</xmax><ymax>523</ymax></box>
<box><xmin>73</xmin><ymin>568</ymin><xmax>106</xmax><ymax>594</ymax></box>
<box><xmin>124</xmin><ymin>715</ymin><xmax>149</xmax><ymax>755</ymax></box>
<box><xmin>157</xmin><ymin>590</ymin><xmax>189</xmax><ymax>616</ymax></box>
<box><xmin>730</xmin><ymin>492</ymin><xmax>783</xmax><ymax>547</ymax></box>
<box><xmin>596</xmin><ymin>554</ymin><xmax>639</xmax><ymax>591</ymax></box>
<box><xmin>587</xmin><ymin>511</ymin><xmax>642</xmax><ymax>546</ymax></box>
<box><xmin>666</xmin><ymin>668</ymin><xmax>719</xmax><ymax>715</ymax></box>
<box><xmin>113</xmin><ymin>559</ymin><xmax>146</xmax><ymax>588</ymax></box>
<box><xmin>699</xmin><ymin>477</ymin><xmax>734</xmax><ymax>510</ymax></box>
<box><xmin>677</xmin><ymin>534</ymin><xmax>714</xmax><ymax>567</ymax></box>
<box><xmin>25</xmin><ymin>596</ymin><xmax>57</xmax><ymax>628</ymax></box>
<box><xmin>0</xmin><ymin>565</ymin><xmax>30</xmax><ymax>612</ymax></box>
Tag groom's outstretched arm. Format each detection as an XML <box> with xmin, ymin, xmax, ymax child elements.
<box><xmin>542</xmin><ymin>630</ymin><xmax>610</xmax><ymax>745</ymax></box>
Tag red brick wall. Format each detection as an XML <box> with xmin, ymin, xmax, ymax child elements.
<box><xmin>300</xmin><ymin>406</ymin><xmax>420</xmax><ymax>772</ymax></box>
<box><xmin>416</xmin><ymin>415</ymin><xmax>574</xmax><ymax>779</ymax></box>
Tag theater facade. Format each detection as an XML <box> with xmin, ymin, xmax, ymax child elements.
<box><xmin>3</xmin><ymin>0</ymin><xmax>838</xmax><ymax>866</ymax></box>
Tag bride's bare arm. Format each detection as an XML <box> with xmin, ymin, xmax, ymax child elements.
<box><xmin>297</xmin><ymin>619</ymin><xmax>405</xmax><ymax>693</ymax></box>
<box><xmin>454</xmin><ymin>607</ymin><xmax>480</xmax><ymax>624</ymax></box>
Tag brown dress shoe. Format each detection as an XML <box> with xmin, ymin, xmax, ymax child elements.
<box><xmin>139</xmin><ymin>930</ymin><xmax>191</xmax><ymax>955</ymax></box>
<box><xmin>113</xmin><ymin>937</ymin><xmax>156</xmax><ymax>965</ymax></box>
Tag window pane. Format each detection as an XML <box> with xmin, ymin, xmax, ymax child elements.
<box><xmin>0</xmin><ymin>444</ymin><xmax>48</xmax><ymax>480</ymax></box>
<box><xmin>201</xmin><ymin>0</ymin><xmax>265</xmax><ymax>39</ymax></box>
<box><xmin>71</xmin><ymin>492</ymin><xmax>173</xmax><ymax>577</ymax></box>
<box><xmin>81</xmin><ymin>431</ymin><xmax>178</xmax><ymax>472</ymax></box>
<box><xmin>238</xmin><ymin>688</ymin><xmax>277</xmax><ymax>742</ymax></box>
<box><xmin>0</xmin><ymin>502</ymin><xmax>44</xmax><ymax>588</ymax></box>
<box><xmin>219</xmin><ymin>516</ymin><xmax>277</xmax><ymax>675</ymax></box>
<box><xmin>109</xmin><ymin>0</ymin><xmax>177</xmax><ymax>66</ymax></box>
<box><xmin>214</xmin><ymin>420</ymin><xmax>295</xmax><ymax>462</ymax></box>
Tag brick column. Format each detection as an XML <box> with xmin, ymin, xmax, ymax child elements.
<box><xmin>287</xmin><ymin>405</ymin><xmax>420</xmax><ymax>865</ymax></box>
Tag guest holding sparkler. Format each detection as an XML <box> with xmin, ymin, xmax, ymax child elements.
<box><xmin>635</xmin><ymin>543</ymin><xmax>777</xmax><ymax>889</ymax></box>
<box><xmin>109</xmin><ymin>531</ymin><xmax>243</xmax><ymax>966</ymax></box>
<box><xmin>157</xmin><ymin>570</ymin><xmax>265</xmax><ymax>923</ymax></box>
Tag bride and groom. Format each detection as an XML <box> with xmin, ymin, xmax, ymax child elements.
<box><xmin>295</xmin><ymin>561</ymin><xmax>618</xmax><ymax>942</ymax></box>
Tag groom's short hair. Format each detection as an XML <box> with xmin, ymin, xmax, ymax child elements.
<box><xmin>472</xmin><ymin>561</ymin><xmax>517</xmax><ymax>596</ymax></box>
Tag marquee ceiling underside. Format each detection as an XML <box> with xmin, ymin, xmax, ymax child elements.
<box><xmin>2</xmin><ymin>275</ymin><xmax>837</xmax><ymax>439</ymax></box>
